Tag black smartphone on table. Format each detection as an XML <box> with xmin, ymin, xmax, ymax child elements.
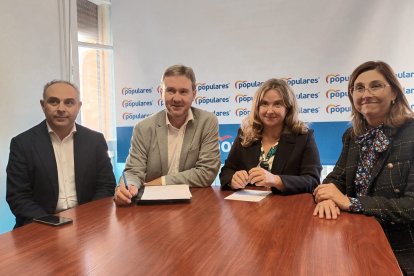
<box><xmin>33</xmin><ymin>215</ymin><xmax>73</xmax><ymax>226</ymax></box>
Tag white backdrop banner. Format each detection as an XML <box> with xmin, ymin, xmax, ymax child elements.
<box><xmin>112</xmin><ymin>0</ymin><xmax>414</xmax><ymax>165</ymax></box>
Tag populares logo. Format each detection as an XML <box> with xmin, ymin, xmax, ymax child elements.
<box><xmin>122</xmin><ymin>112</ymin><xmax>152</xmax><ymax>120</ymax></box>
<box><xmin>396</xmin><ymin>71</ymin><xmax>414</xmax><ymax>79</ymax></box>
<box><xmin>219</xmin><ymin>135</ymin><xmax>233</xmax><ymax>142</ymax></box>
<box><xmin>326</xmin><ymin>104</ymin><xmax>351</xmax><ymax>114</ymax></box>
<box><xmin>194</xmin><ymin>96</ymin><xmax>230</xmax><ymax>105</ymax></box>
<box><xmin>299</xmin><ymin>107</ymin><xmax>320</xmax><ymax>114</ymax></box>
<box><xmin>234</xmin><ymin>80</ymin><xmax>263</xmax><ymax>90</ymax></box>
<box><xmin>235</xmin><ymin>108</ymin><xmax>250</xmax><ymax>117</ymax></box>
<box><xmin>213</xmin><ymin>110</ymin><xmax>231</xmax><ymax>117</ymax></box>
<box><xmin>122</xmin><ymin>87</ymin><xmax>153</xmax><ymax>95</ymax></box>
<box><xmin>196</xmin><ymin>82</ymin><xmax>230</xmax><ymax>92</ymax></box>
<box><xmin>122</xmin><ymin>100</ymin><xmax>153</xmax><ymax>108</ymax></box>
<box><xmin>235</xmin><ymin>94</ymin><xmax>253</xmax><ymax>103</ymax></box>
<box><xmin>281</xmin><ymin>77</ymin><xmax>319</xmax><ymax>86</ymax></box>
<box><xmin>157</xmin><ymin>99</ymin><xmax>164</xmax><ymax>106</ymax></box>
<box><xmin>296</xmin><ymin>92</ymin><xmax>320</xmax><ymax>100</ymax></box>
<box><xmin>325</xmin><ymin>74</ymin><xmax>349</xmax><ymax>84</ymax></box>
<box><xmin>218</xmin><ymin>124</ymin><xmax>240</xmax><ymax>161</ymax></box>
<box><xmin>219</xmin><ymin>134</ymin><xmax>234</xmax><ymax>153</ymax></box>
<box><xmin>405</xmin><ymin>87</ymin><xmax>414</xmax><ymax>94</ymax></box>
<box><xmin>325</xmin><ymin>89</ymin><xmax>348</xmax><ymax>99</ymax></box>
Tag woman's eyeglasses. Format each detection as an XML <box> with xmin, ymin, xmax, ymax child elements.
<box><xmin>351</xmin><ymin>81</ymin><xmax>390</xmax><ymax>95</ymax></box>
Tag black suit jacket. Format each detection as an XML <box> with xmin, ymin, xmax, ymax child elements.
<box><xmin>323</xmin><ymin>121</ymin><xmax>414</xmax><ymax>273</ymax></box>
<box><xmin>220</xmin><ymin>128</ymin><xmax>322</xmax><ymax>194</ymax></box>
<box><xmin>6</xmin><ymin>120</ymin><xmax>116</xmax><ymax>227</ymax></box>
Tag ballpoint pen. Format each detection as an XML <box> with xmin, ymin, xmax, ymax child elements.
<box><xmin>122</xmin><ymin>171</ymin><xmax>129</xmax><ymax>190</ymax></box>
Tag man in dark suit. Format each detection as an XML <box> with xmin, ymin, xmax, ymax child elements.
<box><xmin>6</xmin><ymin>80</ymin><xmax>116</xmax><ymax>228</ymax></box>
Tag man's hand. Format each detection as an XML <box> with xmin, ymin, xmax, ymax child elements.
<box><xmin>114</xmin><ymin>179</ymin><xmax>138</xmax><ymax>205</ymax></box>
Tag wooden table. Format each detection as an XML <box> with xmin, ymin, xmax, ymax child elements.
<box><xmin>0</xmin><ymin>188</ymin><xmax>402</xmax><ymax>275</ymax></box>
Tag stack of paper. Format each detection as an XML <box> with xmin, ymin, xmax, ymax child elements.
<box><xmin>139</xmin><ymin>184</ymin><xmax>192</xmax><ymax>203</ymax></box>
<box><xmin>225</xmin><ymin>189</ymin><xmax>271</xmax><ymax>202</ymax></box>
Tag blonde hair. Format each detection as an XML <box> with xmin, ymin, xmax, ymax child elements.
<box><xmin>348</xmin><ymin>61</ymin><xmax>413</xmax><ymax>136</ymax></box>
<box><xmin>240</xmin><ymin>78</ymin><xmax>308</xmax><ymax>147</ymax></box>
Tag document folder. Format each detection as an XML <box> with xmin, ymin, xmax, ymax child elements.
<box><xmin>136</xmin><ymin>184</ymin><xmax>192</xmax><ymax>204</ymax></box>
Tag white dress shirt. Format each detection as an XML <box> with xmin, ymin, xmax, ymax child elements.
<box><xmin>47</xmin><ymin>123</ymin><xmax>78</xmax><ymax>212</ymax></box>
<box><xmin>161</xmin><ymin>109</ymin><xmax>194</xmax><ymax>185</ymax></box>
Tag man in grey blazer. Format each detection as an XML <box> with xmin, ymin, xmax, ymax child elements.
<box><xmin>114</xmin><ymin>65</ymin><xmax>221</xmax><ymax>205</ymax></box>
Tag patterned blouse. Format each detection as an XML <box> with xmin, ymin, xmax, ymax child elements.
<box><xmin>349</xmin><ymin>125</ymin><xmax>390</xmax><ymax>212</ymax></box>
<box><xmin>259</xmin><ymin>142</ymin><xmax>279</xmax><ymax>171</ymax></box>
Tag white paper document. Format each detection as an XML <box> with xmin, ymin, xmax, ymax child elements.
<box><xmin>225</xmin><ymin>189</ymin><xmax>272</xmax><ymax>202</ymax></box>
<box><xmin>141</xmin><ymin>184</ymin><xmax>192</xmax><ymax>200</ymax></box>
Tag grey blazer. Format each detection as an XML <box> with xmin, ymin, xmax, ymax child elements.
<box><xmin>324</xmin><ymin>120</ymin><xmax>414</xmax><ymax>274</ymax></box>
<box><xmin>124</xmin><ymin>107</ymin><xmax>221</xmax><ymax>187</ymax></box>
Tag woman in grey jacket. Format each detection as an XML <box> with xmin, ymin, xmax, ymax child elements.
<box><xmin>313</xmin><ymin>61</ymin><xmax>414</xmax><ymax>275</ymax></box>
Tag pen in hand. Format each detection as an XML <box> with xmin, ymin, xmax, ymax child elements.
<box><xmin>122</xmin><ymin>171</ymin><xmax>129</xmax><ymax>190</ymax></box>
<box><xmin>247</xmin><ymin>160</ymin><xmax>263</xmax><ymax>185</ymax></box>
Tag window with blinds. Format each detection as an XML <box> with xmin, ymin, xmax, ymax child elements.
<box><xmin>77</xmin><ymin>0</ymin><xmax>115</xmax><ymax>146</ymax></box>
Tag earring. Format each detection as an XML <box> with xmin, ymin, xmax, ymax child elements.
<box><xmin>391</xmin><ymin>99</ymin><xmax>396</xmax><ymax>105</ymax></box>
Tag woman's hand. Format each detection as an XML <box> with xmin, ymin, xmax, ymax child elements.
<box><xmin>313</xmin><ymin>199</ymin><xmax>340</xmax><ymax>219</ymax></box>
<box><xmin>248</xmin><ymin>167</ymin><xmax>283</xmax><ymax>190</ymax></box>
<box><xmin>230</xmin><ymin>170</ymin><xmax>249</xmax><ymax>189</ymax></box>
<box><xmin>313</xmin><ymin>183</ymin><xmax>350</xmax><ymax>211</ymax></box>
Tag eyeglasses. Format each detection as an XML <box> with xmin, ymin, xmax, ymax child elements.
<box><xmin>351</xmin><ymin>82</ymin><xmax>390</xmax><ymax>95</ymax></box>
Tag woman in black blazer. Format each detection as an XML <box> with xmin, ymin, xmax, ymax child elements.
<box><xmin>313</xmin><ymin>61</ymin><xmax>414</xmax><ymax>275</ymax></box>
<box><xmin>220</xmin><ymin>78</ymin><xmax>321</xmax><ymax>194</ymax></box>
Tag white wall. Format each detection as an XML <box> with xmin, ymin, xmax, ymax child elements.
<box><xmin>0</xmin><ymin>0</ymin><xmax>65</xmax><ymax>233</ymax></box>
<box><xmin>112</xmin><ymin>0</ymin><xmax>414</xmax><ymax>87</ymax></box>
